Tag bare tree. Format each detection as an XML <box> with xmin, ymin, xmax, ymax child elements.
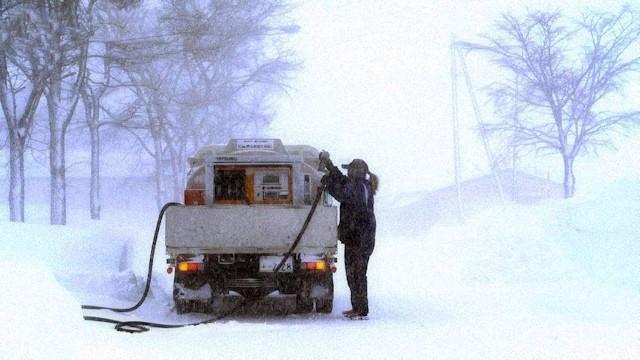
<box><xmin>2</xmin><ymin>0</ymin><xmax>296</xmax><ymax>222</ymax></box>
<box><xmin>76</xmin><ymin>0</ymin><xmax>151</xmax><ymax>220</ymax></box>
<box><xmin>80</xmin><ymin>1</ymin><xmax>135</xmax><ymax>220</ymax></box>
<box><xmin>80</xmin><ymin>65</ymin><xmax>107</xmax><ymax>220</ymax></box>
<box><xmin>469</xmin><ymin>7</ymin><xmax>640</xmax><ymax>198</ymax></box>
<box><xmin>0</xmin><ymin>2</ymin><xmax>49</xmax><ymax>222</ymax></box>
<box><xmin>123</xmin><ymin>62</ymin><xmax>180</xmax><ymax>207</ymax></box>
<box><xmin>113</xmin><ymin>0</ymin><xmax>297</xmax><ymax>207</ymax></box>
<box><xmin>41</xmin><ymin>0</ymin><xmax>95</xmax><ymax>225</ymax></box>
<box><xmin>162</xmin><ymin>0</ymin><xmax>297</xmax><ymax>200</ymax></box>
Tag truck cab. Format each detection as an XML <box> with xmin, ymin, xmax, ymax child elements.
<box><xmin>165</xmin><ymin>139</ymin><xmax>338</xmax><ymax>314</ymax></box>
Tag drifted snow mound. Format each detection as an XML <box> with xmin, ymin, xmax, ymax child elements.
<box><xmin>0</xmin><ymin>262</ymin><xmax>85</xmax><ymax>359</ymax></box>
<box><xmin>418</xmin><ymin>174</ymin><xmax>640</xmax><ymax>328</ymax></box>
<box><xmin>427</xmin><ymin>175</ymin><xmax>640</xmax><ymax>289</ymax></box>
<box><xmin>426</xmin><ymin>203</ymin><xmax>574</xmax><ymax>284</ymax></box>
<box><xmin>556</xmin><ymin>177</ymin><xmax>640</xmax><ymax>288</ymax></box>
<box><xmin>0</xmin><ymin>221</ymin><xmax>142</xmax><ymax>303</ymax></box>
<box><xmin>0</xmin><ymin>221</ymin><xmax>133</xmax><ymax>274</ymax></box>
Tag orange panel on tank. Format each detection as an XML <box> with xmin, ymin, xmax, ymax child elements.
<box><xmin>184</xmin><ymin>189</ymin><xmax>205</xmax><ymax>206</ymax></box>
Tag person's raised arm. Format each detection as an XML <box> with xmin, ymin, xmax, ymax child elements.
<box><xmin>319</xmin><ymin>151</ymin><xmax>348</xmax><ymax>202</ymax></box>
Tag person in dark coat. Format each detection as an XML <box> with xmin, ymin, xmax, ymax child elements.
<box><xmin>319</xmin><ymin>151</ymin><xmax>378</xmax><ymax>318</ymax></box>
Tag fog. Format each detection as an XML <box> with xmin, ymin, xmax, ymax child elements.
<box><xmin>1</xmin><ymin>1</ymin><xmax>639</xmax><ymax>358</ymax></box>
<box><xmin>2</xmin><ymin>0</ymin><xmax>638</xmax><ymax>199</ymax></box>
<box><xmin>269</xmin><ymin>0</ymin><xmax>640</xmax><ymax>195</ymax></box>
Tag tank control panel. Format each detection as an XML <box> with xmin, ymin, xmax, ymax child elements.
<box><xmin>253</xmin><ymin>168</ymin><xmax>290</xmax><ymax>202</ymax></box>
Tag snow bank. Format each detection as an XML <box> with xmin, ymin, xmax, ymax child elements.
<box><xmin>578</xmin><ymin>135</ymin><xmax>640</xmax><ymax>195</ymax></box>
<box><xmin>0</xmin><ymin>215</ymin><xmax>160</xmax><ymax>358</ymax></box>
<box><xmin>421</xmin><ymin>164</ymin><xmax>640</xmax><ymax>287</ymax></box>
<box><xmin>0</xmin><ymin>262</ymin><xmax>85</xmax><ymax>359</ymax></box>
<box><xmin>419</xmin><ymin>173</ymin><xmax>640</xmax><ymax>332</ymax></box>
<box><xmin>0</xmin><ymin>220</ymin><xmax>132</xmax><ymax>273</ymax></box>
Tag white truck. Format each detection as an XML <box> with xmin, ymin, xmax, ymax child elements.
<box><xmin>165</xmin><ymin>139</ymin><xmax>338</xmax><ymax>314</ymax></box>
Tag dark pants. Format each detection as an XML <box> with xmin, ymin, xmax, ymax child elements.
<box><xmin>345</xmin><ymin>245</ymin><xmax>371</xmax><ymax>315</ymax></box>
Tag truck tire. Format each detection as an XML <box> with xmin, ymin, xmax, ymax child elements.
<box><xmin>176</xmin><ymin>300</ymin><xmax>190</xmax><ymax>314</ymax></box>
<box><xmin>315</xmin><ymin>276</ymin><xmax>334</xmax><ymax>313</ymax></box>
<box><xmin>315</xmin><ymin>298</ymin><xmax>333</xmax><ymax>313</ymax></box>
<box><xmin>296</xmin><ymin>295</ymin><xmax>313</xmax><ymax>313</ymax></box>
<box><xmin>295</xmin><ymin>285</ymin><xmax>313</xmax><ymax>314</ymax></box>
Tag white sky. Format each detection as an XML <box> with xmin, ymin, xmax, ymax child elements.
<box><xmin>1</xmin><ymin>0</ymin><xmax>637</xmax><ymax>196</ymax></box>
<box><xmin>267</xmin><ymin>0</ymin><xmax>640</xmax><ymax>194</ymax></box>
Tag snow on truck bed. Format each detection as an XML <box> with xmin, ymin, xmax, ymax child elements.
<box><xmin>0</xmin><ymin>176</ymin><xmax>639</xmax><ymax>359</ymax></box>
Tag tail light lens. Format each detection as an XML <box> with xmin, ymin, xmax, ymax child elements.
<box><xmin>177</xmin><ymin>262</ymin><xmax>203</xmax><ymax>272</ymax></box>
<box><xmin>303</xmin><ymin>260</ymin><xmax>328</xmax><ymax>271</ymax></box>
<box><xmin>315</xmin><ymin>260</ymin><xmax>327</xmax><ymax>271</ymax></box>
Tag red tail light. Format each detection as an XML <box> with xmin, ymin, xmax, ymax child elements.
<box><xmin>303</xmin><ymin>260</ymin><xmax>328</xmax><ymax>271</ymax></box>
<box><xmin>178</xmin><ymin>262</ymin><xmax>203</xmax><ymax>272</ymax></box>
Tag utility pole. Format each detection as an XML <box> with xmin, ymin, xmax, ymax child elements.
<box><xmin>512</xmin><ymin>72</ymin><xmax>519</xmax><ymax>201</ymax></box>
<box><xmin>450</xmin><ymin>34</ymin><xmax>464</xmax><ymax>220</ymax></box>
<box><xmin>450</xmin><ymin>39</ymin><xmax>506</xmax><ymax>207</ymax></box>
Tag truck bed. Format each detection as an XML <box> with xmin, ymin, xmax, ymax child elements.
<box><xmin>165</xmin><ymin>205</ymin><xmax>338</xmax><ymax>255</ymax></box>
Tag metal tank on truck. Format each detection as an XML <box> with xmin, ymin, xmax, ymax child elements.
<box><xmin>165</xmin><ymin>139</ymin><xmax>338</xmax><ymax>314</ymax></box>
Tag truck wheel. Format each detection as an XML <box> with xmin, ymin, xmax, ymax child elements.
<box><xmin>295</xmin><ymin>293</ymin><xmax>313</xmax><ymax>313</ymax></box>
<box><xmin>210</xmin><ymin>295</ymin><xmax>224</xmax><ymax>314</ymax></box>
<box><xmin>315</xmin><ymin>298</ymin><xmax>333</xmax><ymax>313</ymax></box>
<box><xmin>315</xmin><ymin>275</ymin><xmax>334</xmax><ymax>313</ymax></box>
<box><xmin>176</xmin><ymin>300</ymin><xmax>190</xmax><ymax>314</ymax></box>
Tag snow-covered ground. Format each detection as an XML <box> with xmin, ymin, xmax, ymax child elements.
<box><xmin>1</xmin><ymin>154</ymin><xmax>639</xmax><ymax>358</ymax></box>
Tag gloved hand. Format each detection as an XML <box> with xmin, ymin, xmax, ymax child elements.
<box><xmin>319</xmin><ymin>150</ymin><xmax>331</xmax><ymax>162</ymax></box>
<box><xmin>318</xmin><ymin>150</ymin><xmax>333</xmax><ymax>171</ymax></box>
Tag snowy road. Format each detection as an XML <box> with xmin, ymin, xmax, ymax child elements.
<box><xmin>1</xmin><ymin>178</ymin><xmax>640</xmax><ymax>359</ymax></box>
<box><xmin>57</xmin><ymin>236</ymin><xmax>640</xmax><ymax>360</ymax></box>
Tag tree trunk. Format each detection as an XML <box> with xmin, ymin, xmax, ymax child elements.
<box><xmin>46</xmin><ymin>65</ymin><xmax>84</xmax><ymax>225</ymax></box>
<box><xmin>8</xmin><ymin>130</ymin><xmax>26</xmax><ymax>222</ymax></box>
<box><xmin>47</xmin><ymin>83</ymin><xmax>67</xmax><ymax>225</ymax></box>
<box><xmin>166</xmin><ymin>140</ymin><xmax>182</xmax><ymax>202</ymax></box>
<box><xmin>171</xmin><ymin>162</ymin><xmax>181</xmax><ymax>202</ymax></box>
<box><xmin>562</xmin><ymin>155</ymin><xmax>576</xmax><ymax>198</ymax></box>
<box><xmin>89</xmin><ymin>122</ymin><xmax>101</xmax><ymax>219</ymax></box>
<box><xmin>152</xmin><ymin>133</ymin><xmax>165</xmax><ymax>210</ymax></box>
<box><xmin>81</xmin><ymin>81</ymin><xmax>103</xmax><ymax>220</ymax></box>
<box><xmin>82</xmin><ymin>88</ymin><xmax>102</xmax><ymax>220</ymax></box>
<box><xmin>49</xmin><ymin>126</ymin><xmax>67</xmax><ymax>225</ymax></box>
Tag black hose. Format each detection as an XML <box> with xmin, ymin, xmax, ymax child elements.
<box><xmin>82</xmin><ymin>202</ymin><xmax>182</xmax><ymax>314</ymax></box>
<box><xmin>273</xmin><ymin>186</ymin><xmax>325</xmax><ymax>273</ymax></box>
<box><xmin>81</xmin><ymin>188</ymin><xmax>325</xmax><ymax>333</ymax></box>
<box><xmin>82</xmin><ymin>311</ymin><xmax>233</xmax><ymax>333</ymax></box>
<box><xmin>82</xmin><ymin>202</ymin><xmax>244</xmax><ymax>333</ymax></box>
<box><xmin>81</xmin><ymin>202</ymin><xmax>223</xmax><ymax>332</ymax></box>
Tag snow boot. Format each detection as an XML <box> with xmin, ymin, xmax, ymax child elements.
<box><xmin>346</xmin><ymin>314</ymin><xmax>368</xmax><ymax>320</ymax></box>
<box><xmin>344</xmin><ymin>311</ymin><xmax>368</xmax><ymax>320</ymax></box>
